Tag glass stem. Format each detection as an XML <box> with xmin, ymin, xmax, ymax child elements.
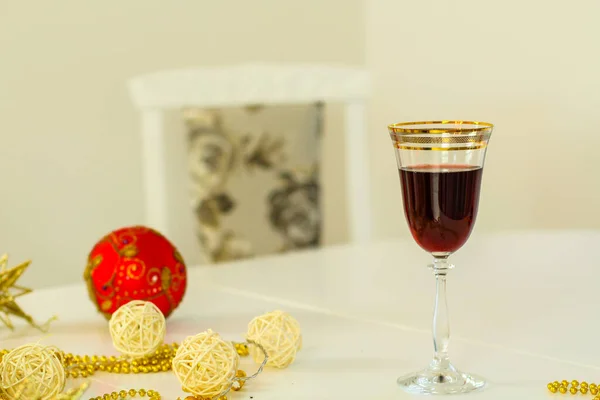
<box><xmin>431</xmin><ymin>256</ymin><xmax>453</xmax><ymax>369</ymax></box>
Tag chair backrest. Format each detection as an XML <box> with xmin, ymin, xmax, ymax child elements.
<box><xmin>128</xmin><ymin>63</ymin><xmax>372</xmax><ymax>247</ymax></box>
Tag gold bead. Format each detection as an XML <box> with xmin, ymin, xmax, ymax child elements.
<box><xmin>559</xmin><ymin>386</ymin><xmax>568</xmax><ymax>394</ymax></box>
<box><xmin>582</xmin><ymin>381</ymin><xmax>589</xmax><ymax>388</ymax></box>
<box><xmin>592</xmin><ymin>384</ymin><xmax>598</xmax><ymax>389</ymax></box>
<box><xmin>111</xmin><ymin>392</ymin><xmax>119</xmax><ymax>399</ymax></box>
<box><xmin>113</xmin><ymin>367</ymin><xmax>120</xmax><ymax>373</ymax></box>
<box><xmin>70</xmin><ymin>370</ymin><xmax>79</xmax><ymax>378</ymax></box>
<box><xmin>109</xmin><ymin>356</ymin><xmax>116</xmax><ymax>362</ymax></box>
<box><xmin>581</xmin><ymin>387</ymin><xmax>589</xmax><ymax>394</ymax></box>
<box><xmin>81</xmin><ymin>371</ymin><xmax>89</xmax><ymax>378</ymax></box>
<box><xmin>141</xmin><ymin>366</ymin><xmax>149</xmax><ymax>373</ymax></box>
<box><xmin>138</xmin><ymin>389</ymin><xmax>146</xmax><ymax>397</ymax></box>
<box><xmin>237</xmin><ymin>344</ymin><xmax>249</xmax><ymax>356</ymax></box>
<box><xmin>161</xmin><ymin>365</ymin><xmax>169</xmax><ymax>372</ymax></box>
<box><xmin>132</xmin><ymin>366</ymin><xmax>140</xmax><ymax>374</ymax></box>
<box><xmin>98</xmin><ymin>364</ymin><xmax>106</xmax><ymax>371</ymax></box>
<box><xmin>548</xmin><ymin>383</ymin><xmax>555</xmax><ymax>391</ymax></box>
<box><xmin>549</xmin><ymin>386</ymin><xmax>558</xmax><ymax>393</ymax></box>
<box><xmin>152</xmin><ymin>366</ymin><xmax>159</xmax><ymax>373</ymax></box>
<box><xmin>147</xmin><ymin>391</ymin><xmax>155</xmax><ymax>397</ymax></box>
<box><xmin>129</xmin><ymin>389</ymin><xmax>137</xmax><ymax>397</ymax></box>
<box><xmin>571</xmin><ymin>380</ymin><xmax>579</xmax><ymax>387</ymax></box>
<box><xmin>132</xmin><ymin>360</ymin><xmax>139</xmax><ymax>367</ymax></box>
<box><xmin>119</xmin><ymin>390</ymin><xmax>127</xmax><ymax>398</ymax></box>
<box><xmin>103</xmin><ymin>394</ymin><xmax>111</xmax><ymax>400</ymax></box>
<box><xmin>562</xmin><ymin>380</ymin><xmax>569</xmax><ymax>387</ymax></box>
<box><xmin>570</xmin><ymin>386</ymin><xmax>578</xmax><ymax>394</ymax></box>
<box><xmin>92</xmin><ymin>355</ymin><xmax>99</xmax><ymax>362</ymax></box>
<box><xmin>592</xmin><ymin>388</ymin><xmax>599</xmax><ymax>395</ymax></box>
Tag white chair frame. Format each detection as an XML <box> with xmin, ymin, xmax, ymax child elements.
<box><xmin>128</xmin><ymin>63</ymin><xmax>371</xmax><ymax>244</ymax></box>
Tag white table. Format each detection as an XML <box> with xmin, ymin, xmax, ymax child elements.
<box><xmin>5</xmin><ymin>230</ymin><xmax>599</xmax><ymax>399</ymax></box>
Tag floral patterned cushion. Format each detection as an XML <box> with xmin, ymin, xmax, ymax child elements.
<box><xmin>183</xmin><ymin>104</ymin><xmax>323</xmax><ymax>263</ymax></box>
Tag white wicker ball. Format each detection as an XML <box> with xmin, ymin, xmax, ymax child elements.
<box><xmin>109</xmin><ymin>300</ymin><xmax>166</xmax><ymax>358</ymax></box>
<box><xmin>246</xmin><ymin>310</ymin><xmax>302</xmax><ymax>368</ymax></box>
<box><xmin>172</xmin><ymin>329</ymin><xmax>239</xmax><ymax>398</ymax></box>
<box><xmin>0</xmin><ymin>343</ymin><xmax>65</xmax><ymax>400</ymax></box>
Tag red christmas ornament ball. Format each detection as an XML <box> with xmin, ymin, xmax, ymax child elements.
<box><xmin>84</xmin><ymin>225</ymin><xmax>187</xmax><ymax>319</ymax></box>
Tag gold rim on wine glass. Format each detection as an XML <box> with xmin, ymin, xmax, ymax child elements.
<box><xmin>388</xmin><ymin>120</ymin><xmax>494</xmax><ymax>134</ymax></box>
<box><xmin>388</xmin><ymin>121</ymin><xmax>493</xmax><ymax>151</ymax></box>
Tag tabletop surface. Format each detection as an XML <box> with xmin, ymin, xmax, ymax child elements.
<box><xmin>4</xmin><ymin>230</ymin><xmax>599</xmax><ymax>399</ymax></box>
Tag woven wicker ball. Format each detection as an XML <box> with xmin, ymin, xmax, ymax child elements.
<box><xmin>109</xmin><ymin>300</ymin><xmax>166</xmax><ymax>358</ymax></box>
<box><xmin>172</xmin><ymin>330</ymin><xmax>239</xmax><ymax>398</ymax></box>
<box><xmin>0</xmin><ymin>343</ymin><xmax>65</xmax><ymax>400</ymax></box>
<box><xmin>246</xmin><ymin>310</ymin><xmax>302</xmax><ymax>368</ymax></box>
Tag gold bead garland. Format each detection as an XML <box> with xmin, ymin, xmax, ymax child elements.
<box><xmin>85</xmin><ymin>344</ymin><xmax>251</xmax><ymax>400</ymax></box>
<box><xmin>59</xmin><ymin>343</ymin><xmax>178</xmax><ymax>378</ymax></box>
<box><xmin>87</xmin><ymin>388</ymin><xmax>161</xmax><ymax>400</ymax></box>
<box><xmin>0</xmin><ymin>342</ymin><xmax>250</xmax><ymax>400</ymax></box>
<box><xmin>0</xmin><ymin>343</ymin><xmax>177</xmax><ymax>379</ymax></box>
<box><xmin>547</xmin><ymin>380</ymin><xmax>600</xmax><ymax>398</ymax></box>
<box><xmin>0</xmin><ymin>304</ymin><xmax>286</xmax><ymax>400</ymax></box>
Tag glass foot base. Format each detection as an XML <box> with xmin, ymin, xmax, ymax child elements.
<box><xmin>397</xmin><ymin>362</ymin><xmax>486</xmax><ymax>395</ymax></box>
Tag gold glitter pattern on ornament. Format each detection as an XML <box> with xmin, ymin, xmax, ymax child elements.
<box><xmin>0</xmin><ymin>343</ymin><xmax>66</xmax><ymax>400</ymax></box>
<box><xmin>172</xmin><ymin>330</ymin><xmax>239</xmax><ymax>398</ymax></box>
<box><xmin>109</xmin><ymin>301</ymin><xmax>166</xmax><ymax>358</ymax></box>
<box><xmin>246</xmin><ymin>310</ymin><xmax>301</xmax><ymax>368</ymax></box>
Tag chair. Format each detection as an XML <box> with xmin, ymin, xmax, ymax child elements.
<box><xmin>128</xmin><ymin>64</ymin><xmax>371</xmax><ymax>261</ymax></box>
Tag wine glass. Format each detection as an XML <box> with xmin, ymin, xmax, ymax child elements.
<box><xmin>387</xmin><ymin>120</ymin><xmax>493</xmax><ymax>395</ymax></box>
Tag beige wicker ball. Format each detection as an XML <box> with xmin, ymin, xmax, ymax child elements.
<box><xmin>0</xmin><ymin>343</ymin><xmax>66</xmax><ymax>400</ymax></box>
<box><xmin>109</xmin><ymin>300</ymin><xmax>166</xmax><ymax>358</ymax></box>
<box><xmin>172</xmin><ymin>329</ymin><xmax>239</xmax><ymax>398</ymax></box>
<box><xmin>246</xmin><ymin>310</ymin><xmax>302</xmax><ymax>368</ymax></box>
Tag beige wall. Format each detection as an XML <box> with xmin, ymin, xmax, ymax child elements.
<box><xmin>0</xmin><ymin>1</ymin><xmax>364</xmax><ymax>288</ymax></box>
<box><xmin>367</xmin><ymin>0</ymin><xmax>600</xmax><ymax>240</ymax></box>
<box><xmin>3</xmin><ymin>0</ymin><xmax>599</xmax><ymax>288</ymax></box>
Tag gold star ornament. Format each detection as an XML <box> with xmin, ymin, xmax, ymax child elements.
<box><xmin>0</xmin><ymin>254</ymin><xmax>56</xmax><ymax>331</ymax></box>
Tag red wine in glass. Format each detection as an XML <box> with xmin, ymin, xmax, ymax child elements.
<box><xmin>389</xmin><ymin>121</ymin><xmax>492</xmax><ymax>395</ymax></box>
<box><xmin>399</xmin><ymin>164</ymin><xmax>483</xmax><ymax>254</ymax></box>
